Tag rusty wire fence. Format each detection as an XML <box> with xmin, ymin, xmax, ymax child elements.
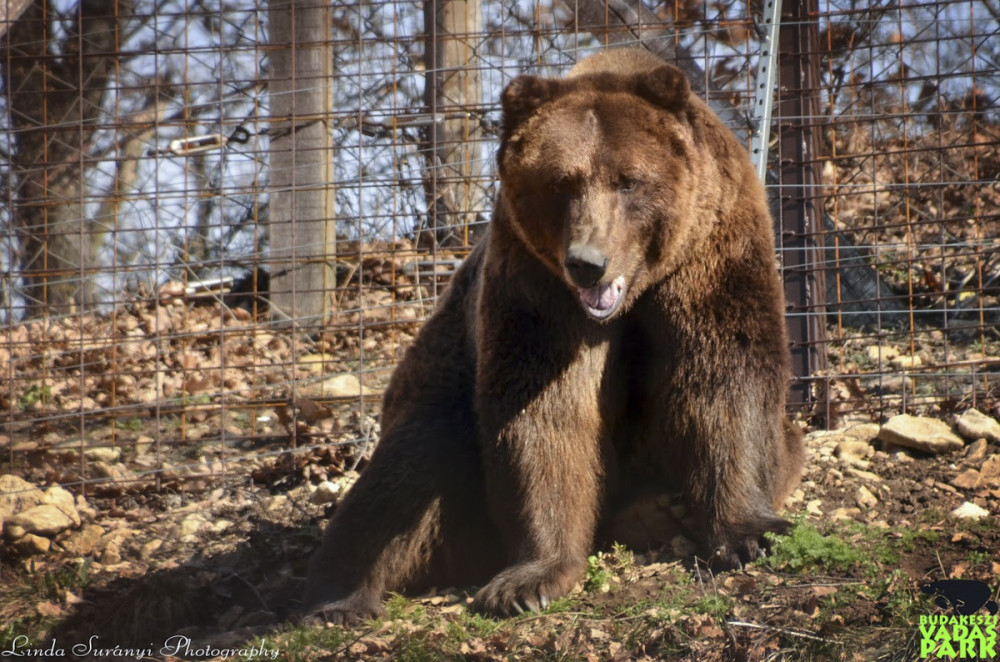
<box><xmin>0</xmin><ymin>0</ymin><xmax>997</xmax><ymax>495</ymax></box>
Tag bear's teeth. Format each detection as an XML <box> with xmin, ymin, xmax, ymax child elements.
<box><xmin>578</xmin><ymin>275</ymin><xmax>625</xmax><ymax>318</ymax></box>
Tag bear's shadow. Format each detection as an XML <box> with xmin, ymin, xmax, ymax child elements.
<box><xmin>42</xmin><ymin>515</ymin><xmax>310</xmax><ymax>659</ymax></box>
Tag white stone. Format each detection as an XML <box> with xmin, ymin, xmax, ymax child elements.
<box><xmin>309</xmin><ymin>480</ymin><xmax>342</xmax><ymax>505</ymax></box>
<box><xmin>0</xmin><ymin>475</ymin><xmax>45</xmax><ymax>534</ymax></box>
<box><xmin>878</xmin><ymin>414</ymin><xmax>964</xmax><ymax>454</ymax></box>
<box><xmin>41</xmin><ymin>485</ymin><xmax>80</xmax><ymax>527</ymax></box>
<box><xmin>16</xmin><ymin>533</ymin><xmax>51</xmax><ymax>555</ymax></box>
<box><xmin>320</xmin><ymin>374</ymin><xmax>365</xmax><ymax>397</ymax></box>
<box><xmin>7</xmin><ymin>505</ymin><xmax>76</xmax><ymax>538</ymax></box>
<box><xmin>890</xmin><ymin>355</ymin><xmax>923</xmax><ymax>370</ymax></box>
<box><xmin>855</xmin><ymin>485</ymin><xmax>878</xmax><ymax>509</ymax></box>
<box><xmin>866</xmin><ymin>345</ymin><xmax>899</xmax><ymax>363</ymax></box>
<box><xmin>955</xmin><ymin>409</ymin><xmax>1000</xmax><ymax>443</ymax></box>
<box><xmin>178</xmin><ymin>513</ymin><xmax>208</xmax><ymax>537</ymax></box>
<box><xmin>84</xmin><ymin>446</ymin><xmax>121</xmax><ymax>463</ymax></box>
<box><xmin>951</xmin><ymin>502</ymin><xmax>990</xmax><ymax>520</ymax></box>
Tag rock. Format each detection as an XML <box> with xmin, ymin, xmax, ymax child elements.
<box><xmin>319</xmin><ymin>374</ymin><xmax>365</xmax><ymax>398</ymax></box>
<box><xmin>100</xmin><ymin>528</ymin><xmax>138</xmax><ymax>564</ymax></box>
<box><xmin>76</xmin><ymin>499</ymin><xmax>96</xmax><ymax>525</ymax></box>
<box><xmin>872</xmin><ymin>375</ymin><xmax>916</xmax><ymax>395</ymax></box>
<box><xmin>835</xmin><ymin>440</ymin><xmax>873</xmax><ymax>466</ymax></box>
<box><xmin>952</xmin><ymin>470</ymin><xmax>984</xmax><ymax>490</ymax></box>
<box><xmin>981</xmin><ymin>456</ymin><xmax>1000</xmax><ymax>482</ymax></box>
<box><xmin>16</xmin><ymin>533</ymin><xmax>51</xmax><ymax>555</ymax></box>
<box><xmin>135</xmin><ymin>435</ymin><xmax>155</xmax><ymax>456</ymax></box>
<box><xmin>267</xmin><ymin>495</ymin><xmax>289</xmax><ymax>511</ymax></box>
<box><xmin>4</xmin><ymin>523</ymin><xmax>26</xmax><ymax>539</ymax></box>
<box><xmin>62</xmin><ymin>524</ymin><xmax>106</xmax><ymax>556</ymax></box>
<box><xmin>866</xmin><ymin>345</ymin><xmax>899</xmax><ymax>363</ymax></box>
<box><xmin>7</xmin><ymin>505</ymin><xmax>76</xmax><ymax>538</ymax></box>
<box><xmin>140</xmin><ymin>539</ymin><xmax>163</xmax><ymax>560</ymax></box>
<box><xmin>831</xmin><ymin>507</ymin><xmax>862</xmax><ymax>521</ymax></box>
<box><xmin>298</xmin><ymin>352</ymin><xmax>339</xmax><ymax>374</ymax></box>
<box><xmin>846</xmin><ymin>467</ymin><xmax>882</xmax><ymax>483</ymax></box>
<box><xmin>878</xmin><ymin>414</ymin><xmax>964</xmax><ymax>454</ymax></box>
<box><xmin>955</xmin><ymin>410</ymin><xmax>1000</xmax><ymax>442</ymax></box>
<box><xmin>893</xmin><ymin>450</ymin><xmax>915</xmax><ymax>462</ymax></box>
<box><xmin>806</xmin><ymin>499</ymin><xmax>823</xmax><ymax>516</ymax></box>
<box><xmin>309</xmin><ymin>480</ymin><xmax>342</xmax><ymax>505</ymax></box>
<box><xmin>101</xmin><ymin>540</ymin><xmax>122</xmax><ymax>564</ymax></box>
<box><xmin>84</xmin><ymin>446</ymin><xmax>121</xmax><ymax>463</ymax></box>
<box><xmin>41</xmin><ymin>486</ymin><xmax>80</xmax><ymax>527</ymax></box>
<box><xmin>890</xmin><ymin>354</ymin><xmax>922</xmax><ymax>370</ymax></box>
<box><xmin>965</xmin><ymin>438</ymin><xmax>989</xmax><ymax>462</ymax></box>
<box><xmin>836</xmin><ymin>438</ymin><xmax>875</xmax><ymax>456</ymax></box>
<box><xmin>178</xmin><ymin>513</ymin><xmax>208</xmax><ymax>538</ymax></box>
<box><xmin>91</xmin><ymin>462</ymin><xmax>139</xmax><ymax>489</ymax></box>
<box><xmin>0</xmin><ymin>475</ymin><xmax>45</xmax><ymax>537</ymax></box>
<box><xmin>951</xmin><ymin>501</ymin><xmax>990</xmax><ymax>520</ymax></box>
<box><xmin>855</xmin><ymin>485</ymin><xmax>878</xmax><ymax>509</ymax></box>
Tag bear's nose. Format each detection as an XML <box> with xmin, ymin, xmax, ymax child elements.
<box><xmin>565</xmin><ymin>244</ymin><xmax>609</xmax><ymax>288</ymax></box>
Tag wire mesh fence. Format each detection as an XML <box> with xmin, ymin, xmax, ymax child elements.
<box><xmin>0</xmin><ymin>0</ymin><xmax>998</xmax><ymax>496</ymax></box>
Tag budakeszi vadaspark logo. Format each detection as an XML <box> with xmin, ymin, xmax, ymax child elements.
<box><xmin>919</xmin><ymin>579</ymin><xmax>999</xmax><ymax>660</ymax></box>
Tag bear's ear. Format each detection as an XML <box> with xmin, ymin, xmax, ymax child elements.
<box><xmin>633</xmin><ymin>65</ymin><xmax>691</xmax><ymax>112</ymax></box>
<box><xmin>501</xmin><ymin>75</ymin><xmax>562</xmax><ymax>134</ymax></box>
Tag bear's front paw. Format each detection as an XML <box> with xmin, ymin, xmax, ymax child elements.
<box><xmin>473</xmin><ymin>560</ymin><xmax>582</xmax><ymax>617</ymax></box>
<box><xmin>702</xmin><ymin>516</ymin><xmax>791</xmax><ymax>572</ymax></box>
<box><xmin>302</xmin><ymin>594</ymin><xmax>384</xmax><ymax>627</ymax></box>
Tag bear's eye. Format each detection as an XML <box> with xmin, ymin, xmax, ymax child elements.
<box><xmin>550</xmin><ymin>176</ymin><xmax>574</xmax><ymax>194</ymax></box>
<box><xmin>618</xmin><ymin>177</ymin><xmax>639</xmax><ymax>192</ymax></box>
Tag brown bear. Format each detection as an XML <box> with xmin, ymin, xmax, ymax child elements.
<box><xmin>304</xmin><ymin>47</ymin><xmax>804</xmax><ymax>623</ymax></box>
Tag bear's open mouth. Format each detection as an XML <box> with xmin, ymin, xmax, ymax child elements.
<box><xmin>576</xmin><ymin>274</ymin><xmax>626</xmax><ymax>319</ymax></box>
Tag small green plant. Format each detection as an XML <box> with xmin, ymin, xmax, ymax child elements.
<box><xmin>968</xmin><ymin>549</ymin><xmax>990</xmax><ymax>566</ymax></box>
<box><xmin>30</xmin><ymin>558</ymin><xmax>93</xmax><ymax>599</ymax></box>
<box><xmin>693</xmin><ymin>594</ymin><xmax>732</xmax><ymax>619</ymax></box>
<box><xmin>18</xmin><ymin>385</ymin><xmax>51</xmax><ymax>409</ymax></box>
<box><xmin>0</xmin><ymin>620</ymin><xmax>25</xmax><ymax>652</ymax></box>
<box><xmin>765</xmin><ymin>522</ymin><xmax>861</xmax><ymax>573</ymax></box>
<box><xmin>179</xmin><ymin>394</ymin><xmax>213</xmax><ymax>407</ymax></box>
<box><xmin>243</xmin><ymin>623</ymin><xmax>348</xmax><ymax>661</ymax></box>
<box><xmin>585</xmin><ymin>553</ymin><xmax>613</xmax><ymax>592</ymax></box>
<box><xmin>585</xmin><ymin>543</ymin><xmax>636</xmax><ymax>593</ymax></box>
<box><xmin>383</xmin><ymin>593</ymin><xmax>428</xmax><ymax>625</ymax></box>
<box><xmin>114</xmin><ymin>417</ymin><xmax>144</xmax><ymax>432</ymax></box>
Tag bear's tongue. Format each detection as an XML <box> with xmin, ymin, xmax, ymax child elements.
<box><xmin>577</xmin><ymin>275</ymin><xmax>626</xmax><ymax>319</ymax></box>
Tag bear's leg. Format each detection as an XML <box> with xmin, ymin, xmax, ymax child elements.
<box><xmin>304</xmin><ymin>412</ymin><xmax>502</xmax><ymax>624</ymax></box>
<box><xmin>683</xmin><ymin>399</ymin><xmax>799</xmax><ymax>571</ymax></box>
<box><xmin>634</xmin><ymin>283</ymin><xmax>803</xmax><ymax>571</ymax></box>
<box><xmin>304</xmin><ymin>248</ymin><xmax>504</xmax><ymax>624</ymax></box>
<box><xmin>471</xmin><ymin>302</ymin><xmax>613</xmax><ymax>616</ymax></box>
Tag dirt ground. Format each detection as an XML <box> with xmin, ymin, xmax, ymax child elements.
<box><xmin>2</xmin><ymin>396</ymin><xmax>999</xmax><ymax>661</ymax></box>
<box><xmin>0</xmin><ymin>289</ymin><xmax>998</xmax><ymax>660</ymax></box>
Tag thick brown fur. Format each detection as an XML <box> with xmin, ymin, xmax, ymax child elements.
<box><xmin>304</xmin><ymin>48</ymin><xmax>805</xmax><ymax>623</ymax></box>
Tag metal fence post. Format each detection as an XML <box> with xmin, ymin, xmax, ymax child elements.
<box><xmin>777</xmin><ymin>0</ymin><xmax>827</xmax><ymax>408</ymax></box>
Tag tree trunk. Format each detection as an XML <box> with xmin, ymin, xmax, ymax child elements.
<box><xmin>421</xmin><ymin>0</ymin><xmax>485</xmax><ymax>247</ymax></box>
<box><xmin>2</xmin><ymin>0</ymin><xmax>123</xmax><ymax>318</ymax></box>
<box><xmin>0</xmin><ymin>0</ymin><xmax>32</xmax><ymax>37</ymax></box>
<box><xmin>267</xmin><ymin>0</ymin><xmax>336</xmax><ymax>324</ymax></box>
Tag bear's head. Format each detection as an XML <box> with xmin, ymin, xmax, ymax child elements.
<box><xmin>497</xmin><ymin>54</ymin><xmax>728</xmax><ymax>321</ymax></box>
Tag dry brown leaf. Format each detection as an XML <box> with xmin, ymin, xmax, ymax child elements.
<box><xmin>36</xmin><ymin>600</ymin><xmax>64</xmax><ymax>617</ymax></box>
